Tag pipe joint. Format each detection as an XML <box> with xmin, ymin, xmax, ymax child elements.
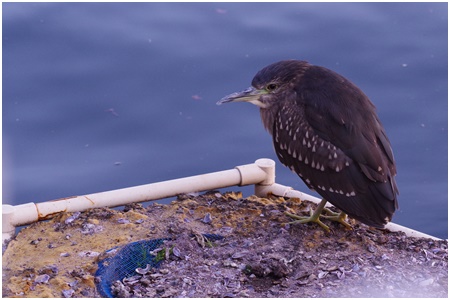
<box><xmin>235</xmin><ymin>158</ymin><xmax>275</xmax><ymax>186</ymax></box>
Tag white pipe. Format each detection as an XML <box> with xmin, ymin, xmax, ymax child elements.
<box><xmin>255</xmin><ymin>183</ymin><xmax>333</xmax><ymax>207</ymax></box>
<box><xmin>255</xmin><ymin>182</ymin><xmax>441</xmax><ymax>240</ymax></box>
<box><xmin>2</xmin><ymin>158</ymin><xmax>441</xmax><ymax>242</ymax></box>
<box><xmin>383</xmin><ymin>223</ymin><xmax>440</xmax><ymax>240</ymax></box>
<box><xmin>2</xmin><ymin>159</ymin><xmax>275</xmax><ymax>242</ymax></box>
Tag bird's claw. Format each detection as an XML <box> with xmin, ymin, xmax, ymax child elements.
<box><xmin>285</xmin><ymin>211</ymin><xmax>331</xmax><ymax>232</ymax></box>
<box><xmin>285</xmin><ymin>201</ymin><xmax>353</xmax><ymax>232</ymax></box>
<box><xmin>321</xmin><ymin>211</ymin><xmax>353</xmax><ymax>230</ymax></box>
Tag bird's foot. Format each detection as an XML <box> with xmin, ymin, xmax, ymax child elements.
<box><xmin>285</xmin><ymin>210</ymin><xmax>331</xmax><ymax>232</ymax></box>
<box><xmin>321</xmin><ymin>209</ymin><xmax>352</xmax><ymax>230</ymax></box>
<box><xmin>285</xmin><ymin>198</ymin><xmax>352</xmax><ymax>231</ymax></box>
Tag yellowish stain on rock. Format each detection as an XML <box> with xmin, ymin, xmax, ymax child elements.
<box><xmin>2</xmin><ymin>206</ymin><xmax>164</xmax><ymax>297</ymax></box>
<box><xmin>3</xmin><ymin>193</ymin><xmax>285</xmax><ymax>297</ymax></box>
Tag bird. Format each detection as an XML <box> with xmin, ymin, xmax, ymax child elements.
<box><xmin>217</xmin><ymin>60</ymin><xmax>398</xmax><ymax>231</ymax></box>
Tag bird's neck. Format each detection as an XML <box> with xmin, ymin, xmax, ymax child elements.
<box><xmin>259</xmin><ymin>106</ymin><xmax>277</xmax><ymax>134</ymax></box>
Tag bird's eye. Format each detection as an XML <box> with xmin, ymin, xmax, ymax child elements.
<box><xmin>266</xmin><ymin>83</ymin><xmax>278</xmax><ymax>91</ymax></box>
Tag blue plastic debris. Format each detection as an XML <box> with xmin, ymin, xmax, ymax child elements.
<box><xmin>95</xmin><ymin>234</ymin><xmax>223</xmax><ymax>298</ymax></box>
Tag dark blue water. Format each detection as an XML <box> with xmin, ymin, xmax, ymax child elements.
<box><xmin>3</xmin><ymin>2</ymin><xmax>447</xmax><ymax>239</ymax></box>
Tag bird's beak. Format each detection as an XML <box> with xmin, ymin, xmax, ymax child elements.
<box><xmin>217</xmin><ymin>87</ymin><xmax>268</xmax><ymax>108</ymax></box>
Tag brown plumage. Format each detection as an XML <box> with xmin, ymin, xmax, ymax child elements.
<box><xmin>218</xmin><ymin>60</ymin><xmax>398</xmax><ymax>228</ymax></box>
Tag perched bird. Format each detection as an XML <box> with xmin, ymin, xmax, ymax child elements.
<box><xmin>217</xmin><ymin>60</ymin><xmax>398</xmax><ymax>231</ymax></box>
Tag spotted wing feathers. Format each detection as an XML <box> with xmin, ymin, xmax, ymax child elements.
<box><xmin>272</xmin><ymin>67</ymin><xmax>398</xmax><ymax>227</ymax></box>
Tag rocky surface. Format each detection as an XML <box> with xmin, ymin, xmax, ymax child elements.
<box><xmin>2</xmin><ymin>192</ymin><xmax>448</xmax><ymax>297</ymax></box>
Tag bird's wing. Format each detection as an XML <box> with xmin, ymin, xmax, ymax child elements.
<box><xmin>271</xmin><ymin>67</ymin><xmax>398</xmax><ymax>226</ymax></box>
<box><xmin>272</xmin><ymin>102</ymin><xmax>396</xmax><ymax>227</ymax></box>
<box><xmin>299</xmin><ymin>66</ymin><xmax>397</xmax><ymax>191</ymax></box>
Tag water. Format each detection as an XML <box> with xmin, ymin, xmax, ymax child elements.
<box><xmin>3</xmin><ymin>2</ymin><xmax>447</xmax><ymax>239</ymax></box>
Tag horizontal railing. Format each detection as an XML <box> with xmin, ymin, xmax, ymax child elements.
<box><xmin>2</xmin><ymin>158</ymin><xmax>440</xmax><ymax>243</ymax></box>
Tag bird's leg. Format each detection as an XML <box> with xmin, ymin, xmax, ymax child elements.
<box><xmin>285</xmin><ymin>198</ymin><xmax>352</xmax><ymax>231</ymax></box>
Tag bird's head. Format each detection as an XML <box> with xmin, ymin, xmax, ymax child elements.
<box><xmin>217</xmin><ymin>60</ymin><xmax>310</xmax><ymax>109</ymax></box>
